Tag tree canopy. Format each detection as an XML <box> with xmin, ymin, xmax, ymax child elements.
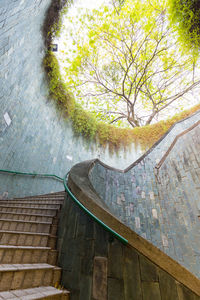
<box><xmin>62</xmin><ymin>0</ymin><xmax>200</xmax><ymax>128</ymax></box>
<box><xmin>168</xmin><ymin>0</ymin><xmax>200</xmax><ymax>54</ymax></box>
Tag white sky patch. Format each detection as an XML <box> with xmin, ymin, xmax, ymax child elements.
<box><xmin>55</xmin><ymin>0</ymin><xmax>106</xmax><ymax>66</ymax></box>
<box><xmin>73</xmin><ymin>0</ymin><xmax>104</xmax><ymax>10</ymax></box>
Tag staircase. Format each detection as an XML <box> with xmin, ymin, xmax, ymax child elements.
<box><xmin>0</xmin><ymin>191</ymin><xmax>69</xmax><ymax>299</ymax></box>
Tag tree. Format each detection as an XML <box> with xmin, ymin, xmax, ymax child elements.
<box><xmin>63</xmin><ymin>0</ymin><xmax>200</xmax><ymax>128</ymax></box>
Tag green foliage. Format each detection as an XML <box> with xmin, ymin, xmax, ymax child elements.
<box><xmin>167</xmin><ymin>0</ymin><xmax>200</xmax><ymax>55</ymax></box>
<box><xmin>44</xmin><ymin>52</ymin><xmax>200</xmax><ymax>151</ymax></box>
<box><xmin>44</xmin><ymin>52</ymin><xmax>75</xmax><ymax>116</ymax></box>
<box><xmin>44</xmin><ymin>52</ymin><xmax>98</xmax><ymax>139</ymax></box>
<box><xmin>63</xmin><ymin>0</ymin><xmax>198</xmax><ymax>128</ymax></box>
<box><xmin>43</xmin><ymin>1</ymin><xmax>200</xmax><ymax>152</ymax></box>
<box><xmin>52</xmin><ymin>1</ymin><xmax>73</xmax><ymax>38</ymax></box>
<box><xmin>71</xmin><ymin>104</ymin><xmax>97</xmax><ymax>138</ymax></box>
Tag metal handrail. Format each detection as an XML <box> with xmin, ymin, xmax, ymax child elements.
<box><xmin>0</xmin><ymin>168</ymin><xmax>128</xmax><ymax>245</ymax></box>
<box><xmin>0</xmin><ymin>169</ymin><xmax>63</xmax><ymax>181</ymax></box>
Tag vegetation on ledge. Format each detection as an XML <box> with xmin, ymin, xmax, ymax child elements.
<box><xmin>44</xmin><ymin>51</ymin><xmax>200</xmax><ymax>151</ymax></box>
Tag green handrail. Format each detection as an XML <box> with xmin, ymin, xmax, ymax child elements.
<box><xmin>0</xmin><ymin>168</ymin><xmax>128</xmax><ymax>245</ymax></box>
<box><xmin>0</xmin><ymin>169</ymin><xmax>63</xmax><ymax>181</ymax></box>
<box><xmin>63</xmin><ymin>173</ymin><xmax>128</xmax><ymax>245</ymax></box>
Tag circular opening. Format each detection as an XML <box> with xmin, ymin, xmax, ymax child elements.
<box><xmin>54</xmin><ymin>0</ymin><xmax>200</xmax><ymax>129</ymax></box>
<box><xmin>44</xmin><ymin>0</ymin><xmax>200</xmax><ymax>150</ymax></box>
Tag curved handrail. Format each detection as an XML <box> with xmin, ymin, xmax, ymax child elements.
<box><xmin>0</xmin><ymin>169</ymin><xmax>63</xmax><ymax>181</ymax></box>
<box><xmin>63</xmin><ymin>173</ymin><xmax>128</xmax><ymax>244</ymax></box>
<box><xmin>0</xmin><ymin>168</ymin><xmax>128</xmax><ymax>245</ymax></box>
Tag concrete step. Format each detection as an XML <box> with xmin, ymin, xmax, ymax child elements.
<box><xmin>0</xmin><ymin>191</ymin><xmax>68</xmax><ymax>298</ymax></box>
<box><xmin>2</xmin><ymin>199</ymin><xmax>64</xmax><ymax>204</ymax></box>
<box><xmin>0</xmin><ymin>202</ymin><xmax>61</xmax><ymax>209</ymax></box>
<box><xmin>0</xmin><ymin>286</ymin><xmax>70</xmax><ymax>300</ymax></box>
<box><xmin>0</xmin><ymin>212</ymin><xmax>56</xmax><ymax>223</ymax></box>
<box><xmin>0</xmin><ymin>205</ymin><xmax>58</xmax><ymax>216</ymax></box>
<box><xmin>0</xmin><ymin>231</ymin><xmax>57</xmax><ymax>248</ymax></box>
<box><xmin>0</xmin><ymin>245</ymin><xmax>58</xmax><ymax>265</ymax></box>
<box><xmin>14</xmin><ymin>191</ymin><xmax>65</xmax><ymax>200</ymax></box>
<box><xmin>0</xmin><ymin>245</ymin><xmax>50</xmax><ymax>264</ymax></box>
<box><xmin>0</xmin><ymin>264</ymin><xmax>61</xmax><ymax>291</ymax></box>
<box><xmin>0</xmin><ymin>219</ymin><xmax>58</xmax><ymax>235</ymax></box>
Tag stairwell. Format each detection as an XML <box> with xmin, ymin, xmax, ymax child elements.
<box><xmin>0</xmin><ymin>191</ymin><xmax>70</xmax><ymax>299</ymax></box>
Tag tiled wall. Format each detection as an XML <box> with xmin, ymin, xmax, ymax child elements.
<box><xmin>89</xmin><ymin>112</ymin><xmax>200</xmax><ymax>278</ymax></box>
<box><xmin>0</xmin><ymin>0</ymin><xmax>142</xmax><ymax>199</ymax></box>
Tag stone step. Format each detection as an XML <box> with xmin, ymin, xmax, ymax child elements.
<box><xmin>0</xmin><ymin>219</ymin><xmax>57</xmax><ymax>235</ymax></box>
<box><xmin>0</xmin><ymin>286</ymin><xmax>70</xmax><ymax>300</ymax></box>
<box><xmin>0</xmin><ymin>231</ymin><xmax>57</xmax><ymax>248</ymax></box>
<box><xmin>13</xmin><ymin>194</ymin><xmax>64</xmax><ymax>198</ymax></box>
<box><xmin>0</xmin><ymin>205</ymin><xmax>58</xmax><ymax>216</ymax></box>
<box><xmin>14</xmin><ymin>191</ymin><xmax>65</xmax><ymax>200</ymax></box>
<box><xmin>0</xmin><ymin>264</ymin><xmax>61</xmax><ymax>291</ymax></box>
<box><xmin>0</xmin><ymin>245</ymin><xmax>58</xmax><ymax>265</ymax></box>
<box><xmin>0</xmin><ymin>212</ymin><xmax>56</xmax><ymax>223</ymax></box>
<box><xmin>2</xmin><ymin>198</ymin><xmax>64</xmax><ymax>204</ymax></box>
<box><xmin>0</xmin><ymin>202</ymin><xmax>61</xmax><ymax>209</ymax></box>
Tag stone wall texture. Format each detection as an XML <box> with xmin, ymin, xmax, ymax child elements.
<box><xmin>89</xmin><ymin>111</ymin><xmax>200</xmax><ymax>279</ymax></box>
<box><xmin>0</xmin><ymin>0</ymin><xmax>142</xmax><ymax>199</ymax></box>
<box><xmin>58</xmin><ymin>192</ymin><xmax>200</xmax><ymax>300</ymax></box>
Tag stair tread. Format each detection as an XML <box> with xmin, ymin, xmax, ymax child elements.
<box><xmin>13</xmin><ymin>196</ymin><xmax>64</xmax><ymax>199</ymax></box>
<box><xmin>13</xmin><ymin>195</ymin><xmax>65</xmax><ymax>200</ymax></box>
<box><xmin>13</xmin><ymin>191</ymin><xmax>65</xmax><ymax>198</ymax></box>
<box><xmin>0</xmin><ymin>205</ymin><xmax>58</xmax><ymax>210</ymax></box>
<box><xmin>0</xmin><ymin>202</ymin><xmax>61</xmax><ymax>205</ymax></box>
<box><xmin>0</xmin><ymin>245</ymin><xmax>51</xmax><ymax>250</ymax></box>
<box><xmin>0</xmin><ymin>230</ymin><xmax>56</xmax><ymax>237</ymax></box>
<box><xmin>0</xmin><ymin>191</ymin><xmax>66</xmax><ymax>297</ymax></box>
<box><xmin>0</xmin><ymin>211</ymin><xmax>55</xmax><ymax>218</ymax></box>
<box><xmin>0</xmin><ymin>286</ymin><xmax>69</xmax><ymax>300</ymax></box>
<box><xmin>12</xmin><ymin>195</ymin><xmax>65</xmax><ymax>200</ymax></box>
<box><xmin>0</xmin><ymin>263</ymin><xmax>60</xmax><ymax>272</ymax></box>
<box><xmin>0</xmin><ymin>219</ymin><xmax>52</xmax><ymax>225</ymax></box>
<box><xmin>2</xmin><ymin>199</ymin><xmax>63</xmax><ymax>202</ymax></box>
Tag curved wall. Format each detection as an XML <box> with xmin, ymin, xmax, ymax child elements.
<box><xmin>89</xmin><ymin>111</ymin><xmax>200</xmax><ymax>278</ymax></box>
<box><xmin>64</xmin><ymin>156</ymin><xmax>200</xmax><ymax>298</ymax></box>
<box><xmin>0</xmin><ymin>0</ymin><xmax>143</xmax><ymax>199</ymax></box>
<box><xmin>58</xmin><ymin>191</ymin><xmax>200</xmax><ymax>300</ymax></box>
